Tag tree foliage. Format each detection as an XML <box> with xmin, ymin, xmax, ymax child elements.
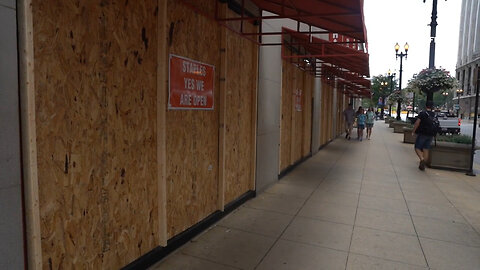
<box><xmin>366</xmin><ymin>74</ymin><xmax>398</xmax><ymax>108</ymax></box>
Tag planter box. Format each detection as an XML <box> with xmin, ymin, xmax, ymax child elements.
<box><xmin>384</xmin><ymin>117</ymin><xmax>391</xmax><ymax>124</ymax></box>
<box><xmin>393</xmin><ymin>122</ymin><xmax>408</xmax><ymax>133</ymax></box>
<box><xmin>427</xmin><ymin>142</ymin><xmax>473</xmax><ymax>172</ymax></box>
<box><xmin>389</xmin><ymin>120</ymin><xmax>395</xmax><ymax>128</ymax></box>
<box><xmin>403</xmin><ymin>127</ymin><xmax>416</xmax><ymax>143</ymax></box>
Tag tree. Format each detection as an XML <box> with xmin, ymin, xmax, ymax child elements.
<box><xmin>409</xmin><ymin>68</ymin><xmax>458</xmax><ymax>103</ymax></box>
<box><xmin>367</xmin><ymin>74</ymin><xmax>398</xmax><ymax>118</ymax></box>
<box><xmin>414</xmin><ymin>90</ymin><xmax>452</xmax><ymax>112</ymax></box>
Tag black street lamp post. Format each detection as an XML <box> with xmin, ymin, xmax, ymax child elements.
<box><xmin>395</xmin><ymin>42</ymin><xmax>409</xmax><ymax>120</ymax></box>
<box><xmin>380</xmin><ymin>81</ymin><xmax>388</xmax><ymax>119</ymax></box>
<box><xmin>456</xmin><ymin>88</ymin><xmax>463</xmax><ymax>117</ymax></box>
<box><xmin>425</xmin><ymin>0</ymin><xmax>438</xmax><ymax>69</ymax></box>
<box><xmin>424</xmin><ymin>0</ymin><xmax>441</xmax><ymax>102</ymax></box>
<box><xmin>442</xmin><ymin>91</ymin><xmax>449</xmax><ymax>110</ymax></box>
<box><xmin>387</xmin><ymin>70</ymin><xmax>396</xmax><ymax>117</ymax></box>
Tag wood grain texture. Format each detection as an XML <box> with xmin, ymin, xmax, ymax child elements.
<box><xmin>292</xmin><ymin>67</ymin><xmax>303</xmax><ymax>163</ymax></box>
<box><xmin>223</xmin><ymin>9</ymin><xmax>258</xmax><ymax>204</ymax></box>
<box><xmin>280</xmin><ymin>60</ymin><xmax>293</xmax><ymax>172</ymax></box>
<box><xmin>166</xmin><ymin>0</ymin><xmax>220</xmax><ymax>238</ymax></box>
<box><xmin>32</xmin><ymin>0</ymin><xmax>158</xmax><ymax>268</ymax></box>
<box><xmin>302</xmin><ymin>73</ymin><xmax>313</xmax><ymax>157</ymax></box>
<box><xmin>280</xmin><ymin>57</ymin><xmax>314</xmax><ymax>172</ymax></box>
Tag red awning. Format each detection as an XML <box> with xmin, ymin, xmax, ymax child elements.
<box><xmin>281</xmin><ymin>27</ymin><xmax>370</xmax><ymax>97</ymax></box>
<box><xmin>321</xmin><ymin>65</ymin><xmax>370</xmax><ymax>89</ymax></box>
<box><xmin>283</xmin><ymin>28</ymin><xmax>370</xmax><ymax>77</ymax></box>
<box><xmin>250</xmin><ymin>0</ymin><xmax>367</xmax><ymax>42</ymax></box>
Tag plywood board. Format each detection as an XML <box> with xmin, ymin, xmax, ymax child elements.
<box><xmin>32</xmin><ymin>1</ymin><xmax>158</xmax><ymax>268</ymax></box>
<box><xmin>303</xmin><ymin>73</ymin><xmax>313</xmax><ymax>157</ymax></box>
<box><xmin>292</xmin><ymin>67</ymin><xmax>303</xmax><ymax>163</ymax></box>
<box><xmin>280</xmin><ymin>56</ymin><xmax>315</xmax><ymax>169</ymax></box>
<box><xmin>320</xmin><ymin>82</ymin><xmax>333</xmax><ymax>145</ymax></box>
<box><xmin>223</xmin><ymin>9</ymin><xmax>258</xmax><ymax>204</ymax></box>
<box><xmin>280</xmin><ymin>60</ymin><xmax>293</xmax><ymax>172</ymax></box>
<box><xmin>166</xmin><ymin>0</ymin><xmax>220</xmax><ymax>238</ymax></box>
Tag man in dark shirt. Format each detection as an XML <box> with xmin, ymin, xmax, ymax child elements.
<box><xmin>343</xmin><ymin>103</ymin><xmax>355</xmax><ymax>140</ymax></box>
<box><xmin>411</xmin><ymin>100</ymin><xmax>436</xmax><ymax>170</ymax></box>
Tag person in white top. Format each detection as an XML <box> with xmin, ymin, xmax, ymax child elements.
<box><xmin>365</xmin><ymin>107</ymin><xmax>375</xmax><ymax>140</ymax></box>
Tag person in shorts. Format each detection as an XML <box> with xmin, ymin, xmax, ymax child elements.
<box><xmin>411</xmin><ymin>100</ymin><xmax>436</xmax><ymax>170</ymax></box>
<box><xmin>366</xmin><ymin>107</ymin><xmax>375</xmax><ymax>140</ymax></box>
<box><xmin>343</xmin><ymin>103</ymin><xmax>355</xmax><ymax>140</ymax></box>
<box><xmin>356</xmin><ymin>107</ymin><xmax>366</xmax><ymax>141</ymax></box>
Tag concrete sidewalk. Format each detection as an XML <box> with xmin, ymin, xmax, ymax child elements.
<box><xmin>152</xmin><ymin>121</ymin><xmax>480</xmax><ymax>270</ymax></box>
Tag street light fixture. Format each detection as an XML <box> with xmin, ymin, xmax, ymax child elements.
<box><xmin>395</xmin><ymin>43</ymin><xmax>408</xmax><ymax>120</ymax></box>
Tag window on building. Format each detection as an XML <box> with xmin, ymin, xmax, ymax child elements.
<box><xmin>467</xmin><ymin>67</ymin><xmax>472</xmax><ymax>95</ymax></box>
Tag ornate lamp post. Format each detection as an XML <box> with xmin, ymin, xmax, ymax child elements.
<box><xmin>423</xmin><ymin>0</ymin><xmax>438</xmax><ymax>69</ymax></box>
<box><xmin>456</xmin><ymin>88</ymin><xmax>463</xmax><ymax>117</ymax></box>
<box><xmin>380</xmin><ymin>81</ymin><xmax>388</xmax><ymax>119</ymax></box>
<box><xmin>442</xmin><ymin>91</ymin><xmax>449</xmax><ymax>110</ymax></box>
<box><xmin>395</xmin><ymin>42</ymin><xmax>409</xmax><ymax>120</ymax></box>
<box><xmin>387</xmin><ymin>70</ymin><xmax>396</xmax><ymax>116</ymax></box>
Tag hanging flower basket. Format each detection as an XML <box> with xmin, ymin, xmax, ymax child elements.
<box><xmin>409</xmin><ymin>68</ymin><xmax>458</xmax><ymax>94</ymax></box>
<box><xmin>387</xmin><ymin>90</ymin><xmax>403</xmax><ymax>102</ymax></box>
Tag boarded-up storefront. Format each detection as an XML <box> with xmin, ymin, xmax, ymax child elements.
<box><xmin>21</xmin><ymin>1</ymin><xmax>258</xmax><ymax>268</ymax></box>
<box><xmin>279</xmin><ymin>53</ymin><xmax>314</xmax><ymax>173</ymax></box>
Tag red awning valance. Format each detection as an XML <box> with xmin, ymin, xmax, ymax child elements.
<box><xmin>282</xmin><ymin>27</ymin><xmax>370</xmax><ymax>77</ymax></box>
<box><xmin>250</xmin><ymin>0</ymin><xmax>367</xmax><ymax>42</ymax></box>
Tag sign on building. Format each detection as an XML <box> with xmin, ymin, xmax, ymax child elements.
<box><xmin>169</xmin><ymin>55</ymin><xmax>215</xmax><ymax>110</ymax></box>
<box><xmin>328</xmin><ymin>33</ymin><xmax>358</xmax><ymax>50</ymax></box>
<box><xmin>295</xmin><ymin>89</ymin><xmax>303</xmax><ymax>111</ymax></box>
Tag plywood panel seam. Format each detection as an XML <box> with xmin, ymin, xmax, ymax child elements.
<box><xmin>18</xmin><ymin>0</ymin><xmax>42</xmax><ymax>268</ymax></box>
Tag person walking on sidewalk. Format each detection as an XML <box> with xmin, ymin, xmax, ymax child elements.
<box><xmin>357</xmin><ymin>107</ymin><xmax>366</xmax><ymax>141</ymax></box>
<box><xmin>366</xmin><ymin>107</ymin><xmax>375</xmax><ymax>140</ymax></box>
<box><xmin>343</xmin><ymin>103</ymin><xmax>355</xmax><ymax>140</ymax></box>
<box><xmin>411</xmin><ymin>100</ymin><xmax>436</xmax><ymax>171</ymax></box>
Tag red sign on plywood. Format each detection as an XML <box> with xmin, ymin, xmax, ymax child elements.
<box><xmin>169</xmin><ymin>54</ymin><xmax>215</xmax><ymax>110</ymax></box>
<box><xmin>295</xmin><ymin>89</ymin><xmax>303</xmax><ymax>112</ymax></box>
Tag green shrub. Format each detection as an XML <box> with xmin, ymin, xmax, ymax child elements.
<box><xmin>436</xmin><ymin>134</ymin><xmax>472</xmax><ymax>144</ymax></box>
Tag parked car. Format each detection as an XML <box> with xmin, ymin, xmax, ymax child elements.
<box><xmin>435</xmin><ymin>111</ymin><xmax>461</xmax><ymax>135</ymax></box>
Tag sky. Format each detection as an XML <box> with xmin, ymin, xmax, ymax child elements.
<box><xmin>364</xmin><ymin>0</ymin><xmax>462</xmax><ymax>89</ymax></box>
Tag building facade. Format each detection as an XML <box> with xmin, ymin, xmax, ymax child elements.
<box><xmin>456</xmin><ymin>0</ymin><xmax>480</xmax><ymax>118</ymax></box>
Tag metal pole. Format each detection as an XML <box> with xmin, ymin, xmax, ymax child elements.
<box><xmin>427</xmin><ymin>0</ymin><xmax>438</xmax><ymax>102</ymax></box>
<box><xmin>467</xmin><ymin>67</ymin><xmax>479</xmax><ymax>176</ymax></box>
<box><xmin>397</xmin><ymin>56</ymin><xmax>404</xmax><ymax>120</ymax></box>
<box><xmin>458</xmin><ymin>93</ymin><xmax>461</xmax><ymax>117</ymax></box>
<box><xmin>413</xmin><ymin>92</ymin><xmax>416</xmax><ymax>116</ymax></box>
<box><xmin>428</xmin><ymin>0</ymin><xmax>438</xmax><ymax>69</ymax></box>
<box><xmin>381</xmin><ymin>95</ymin><xmax>385</xmax><ymax>119</ymax></box>
<box><xmin>389</xmin><ymin>75</ymin><xmax>394</xmax><ymax>116</ymax></box>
